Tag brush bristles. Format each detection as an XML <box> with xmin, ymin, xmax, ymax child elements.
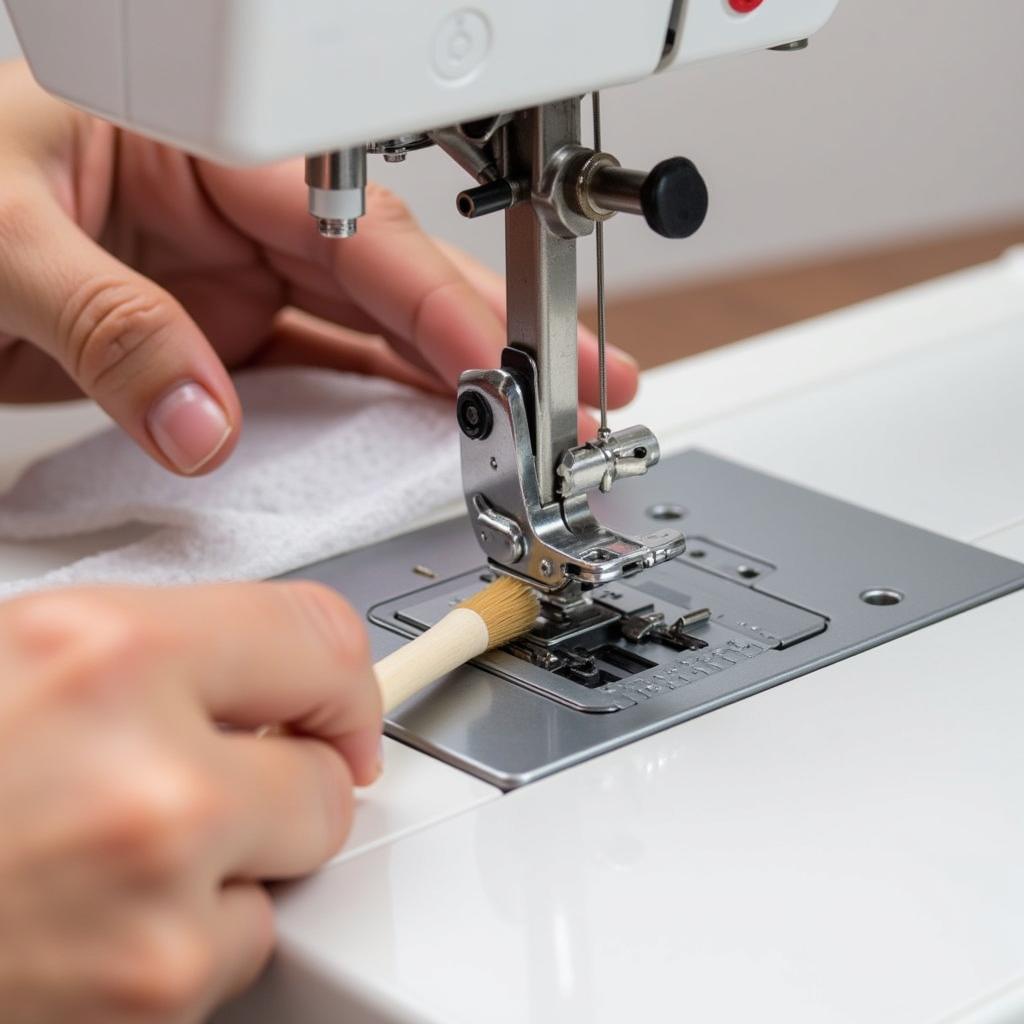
<box><xmin>458</xmin><ymin>576</ymin><xmax>540</xmax><ymax>649</ymax></box>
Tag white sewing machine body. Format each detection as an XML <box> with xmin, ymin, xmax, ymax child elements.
<box><xmin>6</xmin><ymin>0</ymin><xmax>838</xmax><ymax>162</ymax></box>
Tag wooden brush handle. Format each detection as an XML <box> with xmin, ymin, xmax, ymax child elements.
<box><xmin>375</xmin><ymin>608</ymin><xmax>489</xmax><ymax>714</ymax></box>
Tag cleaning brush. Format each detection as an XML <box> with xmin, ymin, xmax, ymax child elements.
<box><xmin>375</xmin><ymin>575</ymin><xmax>540</xmax><ymax>713</ymax></box>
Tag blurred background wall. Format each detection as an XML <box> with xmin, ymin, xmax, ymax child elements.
<box><xmin>2</xmin><ymin>2</ymin><xmax>1022</xmax><ymax>322</ymax></box>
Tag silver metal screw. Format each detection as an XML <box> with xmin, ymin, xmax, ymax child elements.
<box><xmin>540</xmin><ymin>559</ymin><xmax>554</xmax><ymax>577</ymax></box>
<box><xmin>317</xmin><ymin>218</ymin><xmax>358</xmax><ymax>239</ymax></box>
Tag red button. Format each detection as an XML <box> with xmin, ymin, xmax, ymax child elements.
<box><xmin>729</xmin><ymin>0</ymin><xmax>764</xmax><ymax>11</ymax></box>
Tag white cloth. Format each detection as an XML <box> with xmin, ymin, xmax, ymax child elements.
<box><xmin>0</xmin><ymin>368</ymin><xmax>460</xmax><ymax>596</ymax></box>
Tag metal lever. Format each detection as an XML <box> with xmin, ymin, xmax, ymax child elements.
<box><xmin>586</xmin><ymin>157</ymin><xmax>709</xmax><ymax>239</ymax></box>
<box><xmin>455</xmin><ymin>153</ymin><xmax>710</xmax><ymax>241</ymax></box>
<box><xmin>621</xmin><ymin>608</ymin><xmax>712</xmax><ymax>650</ymax></box>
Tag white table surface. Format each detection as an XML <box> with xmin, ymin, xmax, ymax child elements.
<box><xmin>4</xmin><ymin>250</ymin><xmax>1024</xmax><ymax>1023</ymax></box>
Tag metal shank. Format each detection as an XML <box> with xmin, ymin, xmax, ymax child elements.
<box><xmin>502</xmin><ymin>102</ymin><xmax>582</xmax><ymax>505</ymax></box>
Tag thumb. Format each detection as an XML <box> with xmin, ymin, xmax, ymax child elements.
<box><xmin>0</xmin><ymin>179</ymin><xmax>241</xmax><ymax>475</ymax></box>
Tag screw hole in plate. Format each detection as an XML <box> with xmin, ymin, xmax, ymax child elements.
<box><xmin>736</xmin><ymin>565</ymin><xmax>760</xmax><ymax>579</ymax></box>
<box><xmin>688</xmin><ymin>548</ymin><xmax>706</xmax><ymax>559</ymax></box>
<box><xmin>646</xmin><ymin>503</ymin><xmax>686</xmax><ymax>521</ymax></box>
<box><xmin>860</xmin><ymin>588</ymin><xmax>904</xmax><ymax>606</ymax></box>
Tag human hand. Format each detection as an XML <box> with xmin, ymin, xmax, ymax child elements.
<box><xmin>0</xmin><ymin>581</ymin><xmax>380</xmax><ymax>1023</ymax></box>
<box><xmin>0</xmin><ymin>61</ymin><xmax>639</xmax><ymax>475</ymax></box>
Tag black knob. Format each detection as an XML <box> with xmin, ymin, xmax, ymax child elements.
<box><xmin>640</xmin><ymin>157</ymin><xmax>709</xmax><ymax>239</ymax></box>
<box><xmin>457</xmin><ymin>179</ymin><xmax>517</xmax><ymax>219</ymax></box>
<box><xmin>457</xmin><ymin>390</ymin><xmax>493</xmax><ymax>440</ymax></box>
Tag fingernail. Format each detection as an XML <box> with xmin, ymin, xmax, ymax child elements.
<box><xmin>147</xmin><ymin>381</ymin><xmax>231</xmax><ymax>474</ymax></box>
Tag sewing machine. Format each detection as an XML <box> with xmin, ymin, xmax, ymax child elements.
<box><xmin>8</xmin><ymin>2</ymin><xmax>1024</xmax><ymax>1020</ymax></box>
<box><xmin>6</xmin><ymin>2</ymin><xmax>836</xmax><ymax>603</ymax></box>
<box><xmin>1</xmin><ymin>0</ymin><xmax>839</xmax><ymax>589</ymax></box>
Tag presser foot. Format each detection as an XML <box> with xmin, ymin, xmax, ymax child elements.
<box><xmin>458</xmin><ymin>365</ymin><xmax>684</xmax><ymax>592</ymax></box>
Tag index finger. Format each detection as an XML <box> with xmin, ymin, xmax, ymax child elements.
<box><xmin>197</xmin><ymin>162</ymin><xmax>508</xmax><ymax>388</ymax></box>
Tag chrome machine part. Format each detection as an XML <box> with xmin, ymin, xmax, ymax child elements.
<box><xmin>503</xmin><ymin>100</ymin><xmax>587</xmax><ymax>508</ymax></box>
<box><xmin>585</xmin><ymin>164</ymin><xmax>646</xmax><ymax>216</ymax></box>
<box><xmin>451</xmin><ymin>97</ymin><xmax>716</xmax><ymax>591</ymax></box>
<box><xmin>456</xmin><ymin>112</ymin><xmax>515</xmax><ymax>144</ymax></box>
<box><xmin>458</xmin><ymin>364</ymin><xmax>685</xmax><ymax>592</ymax></box>
<box><xmin>367</xmin><ymin>133</ymin><xmax>434</xmax><ymax>163</ymax></box>
<box><xmin>568</xmin><ymin>150</ymin><xmax>620</xmax><ymax>223</ymax></box>
<box><xmin>557</xmin><ymin>425</ymin><xmax>662</xmax><ymax>497</ymax></box>
<box><xmin>366</xmin><ymin>97</ymin><xmax>708</xmax><ymax>591</ymax></box>
<box><xmin>428</xmin><ymin>126</ymin><xmax>501</xmax><ymax>183</ymax></box>
<box><xmin>305</xmin><ymin>147</ymin><xmax>367</xmax><ymax>238</ymax></box>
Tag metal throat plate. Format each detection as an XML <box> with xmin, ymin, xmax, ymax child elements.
<box><xmin>284</xmin><ymin>451</ymin><xmax>1024</xmax><ymax>790</ymax></box>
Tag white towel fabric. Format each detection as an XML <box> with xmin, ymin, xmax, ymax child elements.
<box><xmin>0</xmin><ymin>368</ymin><xmax>460</xmax><ymax>597</ymax></box>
